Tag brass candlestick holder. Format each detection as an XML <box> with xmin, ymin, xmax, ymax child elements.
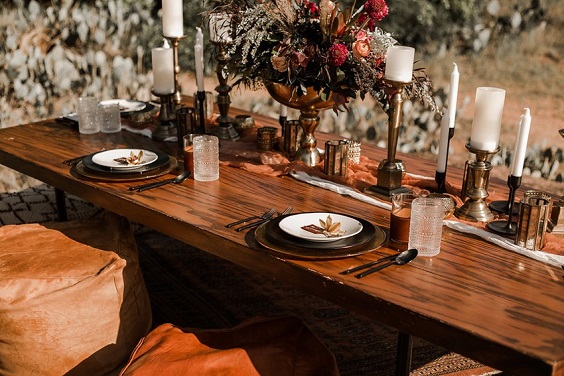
<box><xmin>213</xmin><ymin>42</ymin><xmax>239</xmax><ymax>140</ymax></box>
<box><xmin>455</xmin><ymin>143</ymin><xmax>500</xmax><ymax>222</ymax></box>
<box><xmin>164</xmin><ymin>35</ymin><xmax>187</xmax><ymax>105</ymax></box>
<box><xmin>151</xmin><ymin>90</ymin><xmax>177</xmax><ymax>141</ymax></box>
<box><xmin>366</xmin><ymin>79</ymin><xmax>412</xmax><ymax>200</ymax></box>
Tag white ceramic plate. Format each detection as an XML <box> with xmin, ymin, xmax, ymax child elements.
<box><xmin>91</xmin><ymin>149</ymin><xmax>158</xmax><ymax>170</ymax></box>
<box><xmin>99</xmin><ymin>99</ymin><xmax>146</xmax><ymax>113</ymax></box>
<box><xmin>278</xmin><ymin>213</ymin><xmax>363</xmax><ymax>242</ymax></box>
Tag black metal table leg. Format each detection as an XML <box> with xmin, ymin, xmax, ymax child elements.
<box><xmin>395</xmin><ymin>331</ymin><xmax>413</xmax><ymax>376</ymax></box>
<box><xmin>55</xmin><ymin>188</ymin><xmax>68</xmax><ymax>221</ymax></box>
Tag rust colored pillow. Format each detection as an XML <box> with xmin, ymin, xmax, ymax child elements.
<box><xmin>120</xmin><ymin>316</ymin><xmax>340</xmax><ymax>376</ymax></box>
<box><xmin>0</xmin><ymin>213</ymin><xmax>152</xmax><ymax>376</ymax></box>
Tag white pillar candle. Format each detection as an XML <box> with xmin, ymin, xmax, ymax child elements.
<box><xmin>162</xmin><ymin>0</ymin><xmax>184</xmax><ymax>37</ymax></box>
<box><xmin>469</xmin><ymin>87</ymin><xmax>505</xmax><ymax>150</ymax></box>
<box><xmin>209</xmin><ymin>13</ymin><xmax>232</xmax><ymax>43</ymax></box>
<box><xmin>280</xmin><ymin>104</ymin><xmax>287</xmax><ymax>118</ymax></box>
<box><xmin>510</xmin><ymin>108</ymin><xmax>531</xmax><ymax>177</ymax></box>
<box><xmin>436</xmin><ymin>113</ymin><xmax>450</xmax><ymax>173</ymax></box>
<box><xmin>151</xmin><ymin>47</ymin><xmax>175</xmax><ymax>95</ymax></box>
<box><xmin>384</xmin><ymin>46</ymin><xmax>414</xmax><ymax>82</ymax></box>
<box><xmin>194</xmin><ymin>28</ymin><xmax>205</xmax><ymax>92</ymax></box>
<box><xmin>447</xmin><ymin>63</ymin><xmax>459</xmax><ymax>129</ymax></box>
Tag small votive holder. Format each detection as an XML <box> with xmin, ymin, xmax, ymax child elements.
<box><xmin>257</xmin><ymin>126</ymin><xmax>278</xmax><ymax>151</ymax></box>
<box><xmin>324</xmin><ymin>140</ymin><xmax>349</xmax><ymax>177</ymax></box>
<box><xmin>515</xmin><ymin>190</ymin><xmax>552</xmax><ymax>251</ymax></box>
<box><xmin>345</xmin><ymin>140</ymin><xmax>361</xmax><ymax>165</ymax></box>
<box><xmin>99</xmin><ymin>103</ymin><xmax>121</xmax><ymax>133</ymax></box>
<box><xmin>282</xmin><ymin>120</ymin><xmax>302</xmax><ymax>159</ymax></box>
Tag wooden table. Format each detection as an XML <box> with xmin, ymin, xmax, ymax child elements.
<box><xmin>0</xmin><ymin>107</ymin><xmax>563</xmax><ymax>376</ymax></box>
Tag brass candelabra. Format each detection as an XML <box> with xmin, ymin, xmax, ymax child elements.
<box><xmin>164</xmin><ymin>35</ymin><xmax>186</xmax><ymax>105</ymax></box>
<box><xmin>213</xmin><ymin>42</ymin><xmax>239</xmax><ymax>140</ymax></box>
<box><xmin>366</xmin><ymin>79</ymin><xmax>412</xmax><ymax>200</ymax></box>
<box><xmin>455</xmin><ymin>143</ymin><xmax>500</xmax><ymax>222</ymax></box>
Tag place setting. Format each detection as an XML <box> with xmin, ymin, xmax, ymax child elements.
<box><xmin>70</xmin><ymin>147</ymin><xmax>178</xmax><ymax>182</ymax></box>
<box><xmin>249</xmin><ymin>211</ymin><xmax>387</xmax><ymax>260</ymax></box>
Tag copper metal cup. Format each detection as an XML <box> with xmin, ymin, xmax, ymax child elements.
<box><xmin>515</xmin><ymin>190</ymin><xmax>552</xmax><ymax>251</ymax></box>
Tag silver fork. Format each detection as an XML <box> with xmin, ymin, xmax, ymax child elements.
<box><xmin>235</xmin><ymin>206</ymin><xmax>293</xmax><ymax>232</ymax></box>
<box><xmin>226</xmin><ymin>208</ymin><xmax>276</xmax><ymax>228</ymax></box>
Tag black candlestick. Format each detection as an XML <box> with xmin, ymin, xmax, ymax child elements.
<box><xmin>434</xmin><ymin>127</ymin><xmax>455</xmax><ymax>194</ymax></box>
<box><xmin>151</xmin><ymin>90</ymin><xmax>177</xmax><ymax>141</ymax></box>
<box><xmin>196</xmin><ymin>90</ymin><xmax>206</xmax><ymax>134</ymax></box>
<box><xmin>486</xmin><ymin>175</ymin><xmax>522</xmax><ymax>236</ymax></box>
<box><xmin>279</xmin><ymin>115</ymin><xmax>287</xmax><ymax>133</ymax></box>
<box><xmin>435</xmin><ymin>171</ymin><xmax>446</xmax><ymax>194</ymax></box>
<box><xmin>489</xmin><ymin>174</ymin><xmax>522</xmax><ymax>215</ymax></box>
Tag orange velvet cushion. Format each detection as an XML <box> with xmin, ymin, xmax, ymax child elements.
<box><xmin>0</xmin><ymin>213</ymin><xmax>152</xmax><ymax>376</ymax></box>
<box><xmin>120</xmin><ymin>316</ymin><xmax>340</xmax><ymax>376</ymax></box>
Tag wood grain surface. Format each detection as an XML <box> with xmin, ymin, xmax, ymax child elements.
<box><xmin>0</xmin><ymin>101</ymin><xmax>562</xmax><ymax>376</ymax></box>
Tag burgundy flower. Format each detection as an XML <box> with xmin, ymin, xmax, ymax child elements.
<box><xmin>364</xmin><ymin>0</ymin><xmax>388</xmax><ymax>22</ymax></box>
<box><xmin>328</xmin><ymin>43</ymin><xmax>348</xmax><ymax>67</ymax></box>
<box><xmin>358</xmin><ymin>14</ymin><xmax>376</xmax><ymax>31</ymax></box>
<box><xmin>304</xmin><ymin>1</ymin><xmax>319</xmax><ymax>16</ymax></box>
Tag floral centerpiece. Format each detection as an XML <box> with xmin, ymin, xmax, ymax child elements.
<box><xmin>209</xmin><ymin>0</ymin><xmax>436</xmax><ymax>113</ymax></box>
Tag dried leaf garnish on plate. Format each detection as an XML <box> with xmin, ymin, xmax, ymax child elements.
<box><xmin>114</xmin><ymin>150</ymin><xmax>144</xmax><ymax>165</ymax></box>
<box><xmin>301</xmin><ymin>215</ymin><xmax>347</xmax><ymax>238</ymax></box>
<box><xmin>319</xmin><ymin>215</ymin><xmax>346</xmax><ymax>238</ymax></box>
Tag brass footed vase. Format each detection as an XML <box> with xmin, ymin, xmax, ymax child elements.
<box><xmin>267</xmin><ymin>83</ymin><xmax>333</xmax><ymax>166</ymax></box>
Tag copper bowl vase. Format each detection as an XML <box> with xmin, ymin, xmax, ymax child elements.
<box><xmin>266</xmin><ymin>83</ymin><xmax>334</xmax><ymax>166</ymax></box>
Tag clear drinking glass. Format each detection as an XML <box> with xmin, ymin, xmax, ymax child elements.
<box><xmin>193</xmin><ymin>135</ymin><xmax>219</xmax><ymax>182</ymax></box>
<box><xmin>99</xmin><ymin>103</ymin><xmax>121</xmax><ymax>133</ymax></box>
<box><xmin>77</xmin><ymin>97</ymin><xmax>100</xmax><ymax>134</ymax></box>
<box><xmin>408</xmin><ymin>197</ymin><xmax>444</xmax><ymax>257</ymax></box>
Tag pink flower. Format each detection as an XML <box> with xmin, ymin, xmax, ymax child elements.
<box><xmin>353</xmin><ymin>40</ymin><xmax>371</xmax><ymax>58</ymax></box>
<box><xmin>271</xmin><ymin>55</ymin><xmax>289</xmax><ymax>72</ymax></box>
<box><xmin>356</xmin><ymin>30</ymin><xmax>368</xmax><ymax>41</ymax></box>
<box><xmin>291</xmin><ymin>51</ymin><xmax>309</xmax><ymax>68</ymax></box>
<box><xmin>364</xmin><ymin>0</ymin><xmax>388</xmax><ymax>22</ymax></box>
<box><xmin>328</xmin><ymin>43</ymin><xmax>348</xmax><ymax>66</ymax></box>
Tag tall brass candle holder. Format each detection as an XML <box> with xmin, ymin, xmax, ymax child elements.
<box><xmin>164</xmin><ymin>35</ymin><xmax>187</xmax><ymax>105</ymax></box>
<box><xmin>213</xmin><ymin>42</ymin><xmax>239</xmax><ymax>140</ymax></box>
<box><xmin>455</xmin><ymin>143</ymin><xmax>500</xmax><ymax>222</ymax></box>
<box><xmin>151</xmin><ymin>90</ymin><xmax>177</xmax><ymax>141</ymax></box>
<box><xmin>365</xmin><ymin>79</ymin><xmax>412</xmax><ymax>200</ymax></box>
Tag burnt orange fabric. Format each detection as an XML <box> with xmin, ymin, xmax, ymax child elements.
<box><xmin>0</xmin><ymin>213</ymin><xmax>152</xmax><ymax>376</ymax></box>
<box><xmin>220</xmin><ymin>128</ymin><xmax>563</xmax><ymax>255</ymax></box>
<box><xmin>120</xmin><ymin>316</ymin><xmax>340</xmax><ymax>376</ymax></box>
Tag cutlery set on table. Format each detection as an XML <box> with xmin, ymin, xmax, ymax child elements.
<box><xmin>227</xmin><ymin>209</ymin><xmax>417</xmax><ymax>277</ymax></box>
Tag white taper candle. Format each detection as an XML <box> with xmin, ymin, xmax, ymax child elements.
<box><xmin>195</xmin><ymin>28</ymin><xmax>205</xmax><ymax>92</ymax></box>
<box><xmin>447</xmin><ymin>63</ymin><xmax>459</xmax><ymax>129</ymax></box>
<box><xmin>437</xmin><ymin>113</ymin><xmax>450</xmax><ymax>173</ymax></box>
<box><xmin>510</xmin><ymin>108</ymin><xmax>531</xmax><ymax>177</ymax></box>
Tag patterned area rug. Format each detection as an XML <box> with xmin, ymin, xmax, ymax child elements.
<box><xmin>0</xmin><ymin>184</ymin><xmax>499</xmax><ymax>375</ymax></box>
